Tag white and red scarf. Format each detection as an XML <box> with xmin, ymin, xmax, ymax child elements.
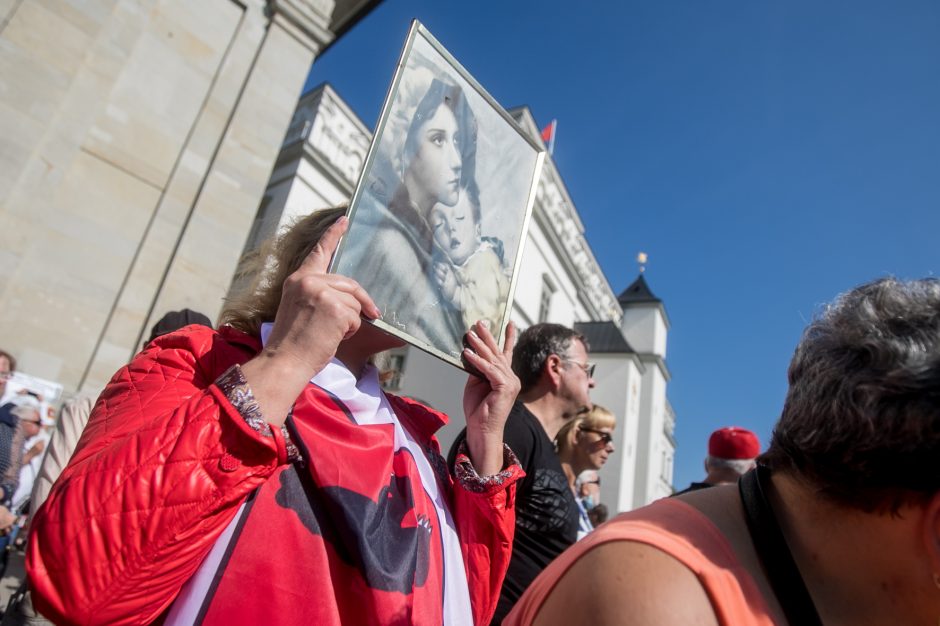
<box><xmin>166</xmin><ymin>324</ymin><xmax>471</xmax><ymax>625</ymax></box>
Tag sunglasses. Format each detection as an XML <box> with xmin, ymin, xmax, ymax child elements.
<box><xmin>561</xmin><ymin>359</ymin><xmax>596</xmax><ymax>378</ymax></box>
<box><xmin>580</xmin><ymin>427</ymin><xmax>613</xmax><ymax>446</ymax></box>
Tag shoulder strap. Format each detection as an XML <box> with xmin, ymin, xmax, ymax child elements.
<box><xmin>738</xmin><ymin>466</ymin><xmax>823</xmax><ymax>626</ymax></box>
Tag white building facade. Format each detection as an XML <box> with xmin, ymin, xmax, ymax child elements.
<box><xmin>246</xmin><ymin>83</ymin><xmax>677</xmax><ymax>509</ymax></box>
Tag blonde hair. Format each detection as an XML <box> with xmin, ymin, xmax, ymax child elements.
<box><xmin>220</xmin><ymin>205</ymin><xmax>346</xmax><ymax>336</ymax></box>
<box><xmin>556</xmin><ymin>404</ymin><xmax>616</xmax><ymax>456</ymax></box>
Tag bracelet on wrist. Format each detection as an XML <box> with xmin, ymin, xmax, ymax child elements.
<box><xmin>215</xmin><ymin>364</ymin><xmax>300</xmax><ymax>462</ymax></box>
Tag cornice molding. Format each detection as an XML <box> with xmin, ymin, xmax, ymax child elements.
<box><xmin>597</xmin><ymin>351</ymin><xmax>645</xmax><ymax>373</ymax></box>
<box><xmin>267</xmin><ymin>0</ymin><xmax>335</xmax><ymax>52</ymax></box>
<box><xmin>534</xmin><ymin>166</ymin><xmax>621</xmax><ymax>322</ymax></box>
<box><xmin>286</xmin><ymin>84</ymin><xmax>370</xmax><ymax>191</ymax></box>
<box><xmin>508</xmin><ymin>108</ymin><xmax>621</xmax><ymax>322</ymax></box>
<box><xmin>637</xmin><ymin>353</ymin><xmax>672</xmax><ymax>381</ymax></box>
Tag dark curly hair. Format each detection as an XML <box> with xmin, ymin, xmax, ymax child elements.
<box><xmin>762</xmin><ymin>277</ymin><xmax>940</xmax><ymax>513</ymax></box>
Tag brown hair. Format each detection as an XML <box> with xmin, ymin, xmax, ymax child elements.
<box><xmin>0</xmin><ymin>350</ymin><xmax>15</xmax><ymax>372</ymax></box>
<box><xmin>220</xmin><ymin>206</ymin><xmax>346</xmax><ymax>336</ymax></box>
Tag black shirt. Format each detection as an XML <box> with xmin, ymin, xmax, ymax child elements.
<box><xmin>672</xmin><ymin>481</ymin><xmax>714</xmax><ymax>496</ymax></box>
<box><xmin>448</xmin><ymin>402</ymin><xmax>579</xmax><ymax>625</ymax></box>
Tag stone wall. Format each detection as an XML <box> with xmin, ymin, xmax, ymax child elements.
<box><xmin>0</xmin><ymin>0</ymin><xmax>374</xmax><ymax>394</ymax></box>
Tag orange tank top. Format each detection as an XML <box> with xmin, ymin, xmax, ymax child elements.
<box><xmin>502</xmin><ymin>497</ymin><xmax>775</xmax><ymax>626</ymax></box>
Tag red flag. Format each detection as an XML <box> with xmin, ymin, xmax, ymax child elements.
<box><xmin>540</xmin><ymin>119</ymin><xmax>557</xmax><ymax>154</ymax></box>
<box><xmin>541</xmin><ymin>120</ymin><xmax>555</xmax><ymax>143</ymax></box>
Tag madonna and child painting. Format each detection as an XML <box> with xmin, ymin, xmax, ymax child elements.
<box><xmin>333</xmin><ymin>21</ymin><xmax>544</xmax><ymax>369</ymax></box>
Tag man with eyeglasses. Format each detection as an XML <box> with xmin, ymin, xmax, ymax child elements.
<box><xmin>448</xmin><ymin>323</ymin><xmax>595</xmax><ymax>625</ymax></box>
<box><xmin>0</xmin><ymin>395</ymin><xmax>43</xmax><ymax>509</ymax></box>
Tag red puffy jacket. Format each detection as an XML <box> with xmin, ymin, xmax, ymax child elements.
<box><xmin>27</xmin><ymin>325</ymin><xmax>522</xmax><ymax>625</ymax></box>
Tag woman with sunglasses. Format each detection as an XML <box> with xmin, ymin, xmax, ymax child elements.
<box><xmin>555</xmin><ymin>404</ymin><xmax>616</xmax><ymax>538</ymax></box>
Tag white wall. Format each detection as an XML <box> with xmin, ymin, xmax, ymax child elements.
<box><xmin>512</xmin><ymin>214</ymin><xmax>593</xmax><ymax>328</ymax></box>
<box><xmin>632</xmin><ymin>356</ymin><xmax>671</xmax><ymax>507</ymax></box>
<box><xmin>258</xmin><ymin>84</ymin><xmax>368</xmax><ymax>242</ymax></box>
<box><xmin>588</xmin><ymin>354</ymin><xmax>644</xmax><ymax>512</ymax></box>
<box><xmin>395</xmin><ymin>348</ymin><xmax>469</xmax><ymax>456</ymax></box>
<box><xmin>620</xmin><ymin>305</ymin><xmax>668</xmax><ymax>358</ymax></box>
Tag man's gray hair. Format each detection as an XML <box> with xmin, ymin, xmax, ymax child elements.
<box><xmin>512</xmin><ymin>323</ymin><xmax>588</xmax><ymax>393</ymax></box>
<box><xmin>706</xmin><ymin>456</ymin><xmax>755</xmax><ymax>475</ymax></box>
<box><xmin>763</xmin><ymin>277</ymin><xmax>940</xmax><ymax>512</ymax></box>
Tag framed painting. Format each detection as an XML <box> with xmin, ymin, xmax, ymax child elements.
<box><xmin>332</xmin><ymin>20</ymin><xmax>544</xmax><ymax>370</ymax></box>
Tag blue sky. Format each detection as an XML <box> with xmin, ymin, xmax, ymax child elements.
<box><xmin>305</xmin><ymin>1</ymin><xmax>940</xmax><ymax>491</ymax></box>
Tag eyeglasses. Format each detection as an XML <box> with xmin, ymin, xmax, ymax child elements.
<box><xmin>580</xmin><ymin>427</ymin><xmax>613</xmax><ymax>446</ymax></box>
<box><xmin>561</xmin><ymin>359</ymin><xmax>595</xmax><ymax>378</ymax></box>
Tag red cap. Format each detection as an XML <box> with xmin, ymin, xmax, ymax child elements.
<box><xmin>708</xmin><ymin>427</ymin><xmax>760</xmax><ymax>460</ymax></box>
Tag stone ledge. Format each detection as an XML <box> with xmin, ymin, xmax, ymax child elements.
<box><xmin>267</xmin><ymin>0</ymin><xmax>334</xmax><ymax>52</ymax></box>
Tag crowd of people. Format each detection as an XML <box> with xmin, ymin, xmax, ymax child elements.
<box><xmin>0</xmin><ymin>355</ymin><xmax>55</xmax><ymax>549</ymax></box>
<box><xmin>0</xmin><ymin>49</ymin><xmax>924</xmax><ymax>620</ymax></box>
<box><xmin>5</xmin><ymin>204</ymin><xmax>618</xmax><ymax>625</ymax></box>
<box><xmin>0</xmin><ymin>197</ymin><xmax>936</xmax><ymax>626</ymax></box>
<box><xmin>503</xmin><ymin>277</ymin><xmax>940</xmax><ymax>625</ymax></box>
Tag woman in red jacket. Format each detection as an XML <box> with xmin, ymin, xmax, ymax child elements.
<box><xmin>27</xmin><ymin>207</ymin><xmax>523</xmax><ymax>626</ymax></box>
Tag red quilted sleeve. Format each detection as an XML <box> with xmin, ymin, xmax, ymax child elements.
<box><xmin>452</xmin><ymin>443</ymin><xmax>525</xmax><ymax>626</ymax></box>
<box><xmin>26</xmin><ymin>327</ymin><xmax>286</xmax><ymax>625</ymax></box>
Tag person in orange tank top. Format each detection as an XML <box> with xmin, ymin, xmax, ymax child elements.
<box><xmin>506</xmin><ymin>277</ymin><xmax>940</xmax><ymax>626</ymax></box>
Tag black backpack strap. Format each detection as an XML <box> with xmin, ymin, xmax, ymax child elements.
<box><xmin>738</xmin><ymin>465</ymin><xmax>823</xmax><ymax>626</ymax></box>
